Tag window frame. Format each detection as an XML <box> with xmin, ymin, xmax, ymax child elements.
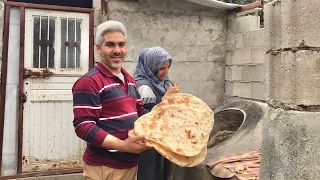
<box><xmin>24</xmin><ymin>8</ymin><xmax>90</xmax><ymax>75</ymax></box>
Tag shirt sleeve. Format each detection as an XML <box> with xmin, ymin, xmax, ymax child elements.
<box><xmin>72</xmin><ymin>77</ymin><xmax>108</xmax><ymax>147</ymax></box>
<box><xmin>137</xmin><ymin>85</ymin><xmax>157</xmax><ymax>104</ymax></box>
<box><xmin>133</xmin><ymin>84</ymin><xmax>147</xmax><ymax>117</ymax></box>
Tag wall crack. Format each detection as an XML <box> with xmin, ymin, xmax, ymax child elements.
<box><xmin>266</xmin><ymin>45</ymin><xmax>320</xmax><ymax>56</ymax></box>
<box><xmin>268</xmin><ymin>100</ymin><xmax>320</xmax><ymax>112</ymax></box>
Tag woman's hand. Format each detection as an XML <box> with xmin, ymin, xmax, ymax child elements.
<box><xmin>163</xmin><ymin>83</ymin><xmax>179</xmax><ymax>99</ymax></box>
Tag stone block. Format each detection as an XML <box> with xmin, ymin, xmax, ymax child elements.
<box><xmin>252</xmin><ymin>82</ymin><xmax>266</xmax><ymax>101</ymax></box>
<box><xmin>251</xmin><ymin>48</ymin><xmax>266</xmax><ymax>64</ymax></box>
<box><xmin>244</xmin><ymin>29</ymin><xmax>265</xmax><ymax>48</ymax></box>
<box><xmin>233</xmin><ymin>82</ymin><xmax>252</xmax><ymax>98</ymax></box>
<box><xmin>241</xmin><ymin>65</ymin><xmax>264</xmax><ymax>82</ymax></box>
<box><xmin>231</xmin><ymin>15</ymin><xmax>260</xmax><ymax>33</ymax></box>
<box><xmin>232</xmin><ymin>49</ymin><xmax>251</xmax><ymax>65</ymax></box>
<box><xmin>261</xmin><ymin>107</ymin><xmax>320</xmax><ymax>180</ymax></box>
<box><xmin>235</xmin><ymin>33</ymin><xmax>244</xmax><ymax>49</ymax></box>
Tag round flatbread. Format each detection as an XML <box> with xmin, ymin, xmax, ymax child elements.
<box><xmin>134</xmin><ymin>93</ymin><xmax>214</xmax><ymax>157</ymax></box>
<box><xmin>128</xmin><ymin>129</ymin><xmax>207</xmax><ymax>167</ymax></box>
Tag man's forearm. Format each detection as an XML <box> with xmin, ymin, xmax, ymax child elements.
<box><xmin>101</xmin><ymin>134</ymin><xmax>126</xmax><ymax>151</ymax></box>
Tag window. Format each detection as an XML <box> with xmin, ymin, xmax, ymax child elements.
<box><xmin>25</xmin><ymin>9</ymin><xmax>89</xmax><ymax>74</ymax></box>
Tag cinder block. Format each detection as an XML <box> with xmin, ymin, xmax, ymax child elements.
<box><xmin>244</xmin><ymin>29</ymin><xmax>265</xmax><ymax>48</ymax></box>
<box><xmin>197</xmin><ymin>82</ymin><xmax>220</xmax><ymax>108</ymax></box>
<box><xmin>268</xmin><ymin>51</ymin><xmax>320</xmax><ymax>106</ymax></box>
<box><xmin>261</xmin><ymin>107</ymin><xmax>320</xmax><ymax>180</ymax></box>
<box><xmin>122</xmin><ymin>61</ymin><xmax>138</xmax><ymax>75</ymax></box>
<box><xmin>189</xmin><ymin>62</ymin><xmax>223</xmax><ymax>82</ymax></box>
<box><xmin>235</xmin><ymin>33</ymin><xmax>244</xmax><ymax>49</ymax></box>
<box><xmin>107</xmin><ymin>1</ymin><xmax>140</xmax><ymax>13</ymax></box>
<box><xmin>295</xmin><ymin>51</ymin><xmax>320</xmax><ymax>105</ymax></box>
<box><xmin>225</xmin><ymin>66</ymin><xmax>232</xmax><ymax>81</ymax></box>
<box><xmin>225</xmin><ymin>66</ymin><xmax>241</xmax><ymax>81</ymax></box>
<box><xmin>231</xmin><ymin>15</ymin><xmax>260</xmax><ymax>33</ymax></box>
<box><xmin>233</xmin><ymin>82</ymin><xmax>252</xmax><ymax>98</ymax></box>
<box><xmin>225</xmin><ymin>82</ymin><xmax>233</xmax><ymax>96</ymax></box>
<box><xmin>241</xmin><ymin>65</ymin><xmax>264</xmax><ymax>82</ymax></box>
<box><xmin>233</xmin><ymin>49</ymin><xmax>252</xmax><ymax>65</ymax></box>
<box><xmin>205</xmin><ymin>44</ymin><xmax>226</xmax><ymax>63</ymax></box>
<box><xmin>264</xmin><ymin>1</ymin><xmax>282</xmax><ymax>50</ymax></box>
<box><xmin>94</xmin><ymin>10</ymin><xmax>102</xmax><ymax>27</ymax></box>
<box><xmin>251</xmin><ymin>48</ymin><xmax>266</xmax><ymax>64</ymax></box>
<box><xmin>268</xmin><ymin>51</ymin><xmax>296</xmax><ymax>104</ymax></box>
<box><xmin>226</xmin><ymin>31</ymin><xmax>236</xmax><ymax>51</ymax></box>
<box><xmin>252</xmin><ymin>82</ymin><xmax>266</xmax><ymax>101</ymax></box>
<box><xmin>93</xmin><ymin>0</ymin><xmax>101</xmax><ymax>10</ymax></box>
<box><xmin>281</xmin><ymin>0</ymin><xmax>320</xmax><ymax>48</ymax></box>
<box><xmin>226</xmin><ymin>51</ymin><xmax>233</xmax><ymax>65</ymax></box>
<box><xmin>265</xmin><ymin>0</ymin><xmax>320</xmax><ymax>49</ymax></box>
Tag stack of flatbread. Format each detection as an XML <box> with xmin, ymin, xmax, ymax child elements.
<box><xmin>129</xmin><ymin>93</ymin><xmax>214</xmax><ymax>167</ymax></box>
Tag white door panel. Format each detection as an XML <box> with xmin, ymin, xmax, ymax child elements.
<box><xmin>23</xmin><ymin>9</ymin><xmax>88</xmax><ymax>172</ymax></box>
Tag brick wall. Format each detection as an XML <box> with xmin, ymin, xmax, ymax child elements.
<box><xmin>225</xmin><ymin>15</ymin><xmax>267</xmax><ymax>101</ymax></box>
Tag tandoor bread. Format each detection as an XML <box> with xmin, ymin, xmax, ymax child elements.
<box><xmin>128</xmin><ymin>129</ymin><xmax>207</xmax><ymax>167</ymax></box>
<box><xmin>130</xmin><ymin>93</ymin><xmax>214</xmax><ymax>167</ymax></box>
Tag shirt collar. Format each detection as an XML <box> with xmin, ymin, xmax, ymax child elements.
<box><xmin>96</xmin><ymin>62</ymin><xmax>131</xmax><ymax>79</ymax></box>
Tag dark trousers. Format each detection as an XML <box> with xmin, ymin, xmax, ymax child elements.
<box><xmin>137</xmin><ymin>149</ymin><xmax>171</xmax><ymax>180</ymax></box>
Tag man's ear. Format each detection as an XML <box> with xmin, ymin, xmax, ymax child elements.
<box><xmin>96</xmin><ymin>45</ymin><xmax>101</xmax><ymax>53</ymax></box>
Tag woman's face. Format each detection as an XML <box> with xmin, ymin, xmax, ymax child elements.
<box><xmin>157</xmin><ymin>60</ymin><xmax>170</xmax><ymax>81</ymax></box>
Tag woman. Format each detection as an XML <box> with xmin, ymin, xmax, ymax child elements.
<box><xmin>133</xmin><ymin>46</ymin><xmax>179</xmax><ymax>180</ymax></box>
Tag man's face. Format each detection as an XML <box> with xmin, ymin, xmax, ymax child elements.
<box><xmin>157</xmin><ymin>60</ymin><xmax>170</xmax><ymax>81</ymax></box>
<box><xmin>96</xmin><ymin>31</ymin><xmax>127</xmax><ymax>71</ymax></box>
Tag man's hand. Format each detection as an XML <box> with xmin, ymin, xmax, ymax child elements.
<box><xmin>119</xmin><ymin>135</ymin><xmax>150</xmax><ymax>154</ymax></box>
<box><xmin>102</xmin><ymin>134</ymin><xmax>150</xmax><ymax>154</ymax></box>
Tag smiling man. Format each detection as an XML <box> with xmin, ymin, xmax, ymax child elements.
<box><xmin>72</xmin><ymin>20</ymin><xmax>149</xmax><ymax>180</ymax></box>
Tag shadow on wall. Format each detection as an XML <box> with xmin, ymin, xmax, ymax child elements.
<box><xmin>169</xmin><ymin>101</ymin><xmax>263</xmax><ymax>180</ymax></box>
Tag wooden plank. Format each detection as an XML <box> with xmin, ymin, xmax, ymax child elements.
<box><xmin>31</xmin><ymin>83</ymin><xmax>73</xmax><ymax>90</ymax></box>
<box><xmin>60</xmin><ymin>102</ymin><xmax>69</xmax><ymax>158</ymax></box>
<box><xmin>33</xmin><ymin>103</ymin><xmax>41</xmax><ymax>162</ymax></box>
<box><xmin>18</xmin><ymin>6</ymin><xmax>26</xmax><ymax>174</ymax></box>
<box><xmin>53</xmin><ymin>103</ymin><xmax>62</xmax><ymax>159</ymax></box>
<box><xmin>5</xmin><ymin>1</ymin><xmax>92</xmax><ymax>13</ymax></box>
<box><xmin>40</xmin><ymin>103</ymin><xmax>48</xmax><ymax>160</ymax></box>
